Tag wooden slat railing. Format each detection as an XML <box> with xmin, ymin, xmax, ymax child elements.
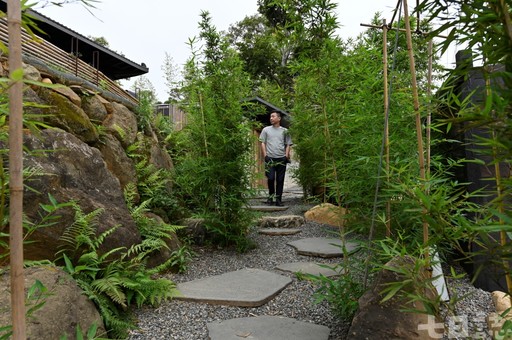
<box><xmin>0</xmin><ymin>18</ymin><xmax>138</xmax><ymax>105</ymax></box>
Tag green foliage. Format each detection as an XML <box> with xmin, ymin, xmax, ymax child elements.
<box><xmin>56</xmin><ymin>202</ymin><xmax>179</xmax><ymax>338</ymax></box>
<box><xmin>134</xmin><ymin>87</ymin><xmax>157</xmax><ymax>134</ymax></box>
<box><xmin>124</xmin><ymin>182</ymin><xmax>189</xmax><ymax>272</ymax></box>
<box><xmin>0</xmin><ymin>194</ymin><xmax>73</xmax><ymax>268</ymax></box>
<box><xmin>177</xmin><ymin>11</ymin><xmax>256</xmax><ymax>251</ymax></box>
<box><xmin>301</xmin><ymin>261</ymin><xmax>364</xmax><ymax>319</ymax></box>
<box><xmin>382</xmin><ymin>157</ymin><xmax>481</xmax><ymax>250</ymax></box>
<box><xmin>127</xmin><ymin>138</ymin><xmax>182</xmax><ymax>221</ymax></box>
<box><xmin>0</xmin><ymin>279</ymin><xmax>54</xmax><ymax>340</ymax></box>
<box><xmin>419</xmin><ymin>0</ymin><xmax>512</xmax><ymax>295</ymax></box>
<box><xmin>59</xmin><ymin>322</ymin><xmax>109</xmax><ymax>340</ymax></box>
<box><xmin>291</xmin><ymin>37</ymin><xmax>417</xmax><ymax>221</ymax></box>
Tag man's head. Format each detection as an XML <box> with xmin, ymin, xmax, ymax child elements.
<box><xmin>269</xmin><ymin>111</ymin><xmax>282</xmax><ymax>126</ymax></box>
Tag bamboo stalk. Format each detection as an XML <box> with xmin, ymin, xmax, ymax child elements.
<box><xmin>383</xmin><ymin>19</ymin><xmax>391</xmax><ymax>237</ymax></box>
<box><xmin>7</xmin><ymin>0</ymin><xmax>26</xmax><ymax>338</ymax></box>
<box><xmin>198</xmin><ymin>92</ymin><xmax>208</xmax><ymax>157</ymax></box>
<box><xmin>403</xmin><ymin>0</ymin><xmax>429</xmax><ymax>257</ymax></box>
<box><xmin>426</xmin><ymin>39</ymin><xmax>433</xmax><ymax>175</ymax></box>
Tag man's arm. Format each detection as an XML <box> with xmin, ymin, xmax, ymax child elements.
<box><xmin>261</xmin><ymin>141</ymin><xmax>267</xmax><ymax>158</ymax></box>
<box><xmin>285</xmin><ymin>144</ymin><xmax>291</xmax><ymax>160</ymax></box>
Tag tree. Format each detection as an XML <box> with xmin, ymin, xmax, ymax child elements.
<box><xmin>161</xmin><ymin>52</ymin><xmax>183</xmax><ymax>103</ymax></box>
<box><xmin>227</xmin><ymin>14</ymin><xmax>282</xmax><ymax>86</ymax></box>
<box><xmin>131</xmin><ymin>75</ymin><xmax>157</xmax><ymax>104</ymax></box>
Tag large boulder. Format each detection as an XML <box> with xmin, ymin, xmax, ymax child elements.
<box><xmin>81</xmin><ymin>93</ymin><xmax>108</xmax><ymax>123</ymax></box>
<box><xmin>103</xmin><ymin>102</ymin><xmax>138</xmax><ymax>148</ymax></box>
<box><xmin>136</xmin><ymin>131</ymin><xmax>174</xmax><ymax>171</ymax></box>
<box><xmin>144</xmin><ymin>212</ymin><xmax>182</xmax><ymax>270</ymax></box>
<box><xmin>304</xmin><ymin>203</ymin><xmax>349</xmax><ymax>228</ymax></box>
<box><xmin>21</xmin><ymin>129</ymin><xmax>141</xmax><ymax>261</ymax></box>
<box><xmin>348</xmin><ymin>256</ymin><xmax>438</xmax><ymax>339</ymax></box>
<box><xmin>0</xmin><ymin>266</ymin><xmax>106</xmax><ymax>339</ymax></box>
<box><xmin>96</xmin><ymin>132</ymin><xmax>138</xmax><ymax>192</ymax></box>
<box><xmin>34</xmin><ymin>86</ymin><xmax>99</xmax><ymax>143</ymax></box>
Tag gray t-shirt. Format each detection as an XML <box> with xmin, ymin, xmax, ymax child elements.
<box><xmin>259</xmin><ymin>126</ymin><xmax>293</xmax><ymax>158</ymax></box>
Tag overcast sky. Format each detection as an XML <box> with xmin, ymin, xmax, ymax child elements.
<box><xmin>36</xmin><ymin>0</ymin><xmax>455</xmax><ymax>102</ymax></box>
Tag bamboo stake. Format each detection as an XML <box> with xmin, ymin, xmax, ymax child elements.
<box><xmin>383</xmin><ymin>19</ymin><xmax>391</xmax><ymax>237</ymax></box>
<box><xmin>360</xmin><ymin>23</ymin><xmax>448</xmax><ymax>39</ymax></box>
<box><xmin>426</xmin><ymin>39</ymin><xmax>433</xmax><ymax>175</ymax></box>
<box><xmin>403</xmin><ymin>0</ymin><xmax>429</xmax><ymax>256</ymax></box>
<box><xmin>7</xmin><ymin>0</ymin><xmax>26</xmax><ymax>338</ymax></box>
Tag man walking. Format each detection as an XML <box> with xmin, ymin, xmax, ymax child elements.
<box><xmin>259</xmin><ymin>111</ymin><xmax>293</xmax><ymax>206</ymax></box>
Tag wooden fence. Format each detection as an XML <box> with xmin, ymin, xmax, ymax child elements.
<box><xmin>0</xmin><ymin>18</ymin><xmax>137</xmax><ymax>104</ymax></box>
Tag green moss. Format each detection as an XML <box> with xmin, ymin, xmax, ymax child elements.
<box><xmin>36</xmin><ymin>87</ymin><xmax>99</xmax><ymax>143</ymax></box>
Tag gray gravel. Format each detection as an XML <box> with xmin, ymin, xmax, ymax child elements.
<box><xmin>128</xmin><ymin>197</ymin><xmax>496</xmax><ymax>340</ymax></box>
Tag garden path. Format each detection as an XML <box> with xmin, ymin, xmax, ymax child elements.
<box><xmin>173</xmin><ymin>170</ymin><xmax>360</xmax><ymax>339</ymax></box>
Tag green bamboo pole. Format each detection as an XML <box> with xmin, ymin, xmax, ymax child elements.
<box><xmin>426</xmin><ymin>39</ymin><xmax>433</xmax><ymax>176</ymax></box>
<box><xmin>403</xmin><ymin>0</ymin><xmax>429</xmax><ymax>258</ymax></box>
<box><xmin>383</xmin><ymin>19</ymin><xmax>391</xmax><ymax>237</ymax></box>
<box><xmin>7</xmin><ymin>0</ymin><xmax>26</xmax><ymax>338</ymax></box>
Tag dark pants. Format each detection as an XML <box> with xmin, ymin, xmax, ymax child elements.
<box><xmin>265</xmin><ymin>157</ymin><xmax>287</xmax><ymax>199</ymax></box>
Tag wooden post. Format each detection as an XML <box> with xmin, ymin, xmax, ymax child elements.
<box><xmin>7</xmin><ymin>0</ymin><xmax>26</xmax><ymax>338</ymax></box>
<box><xmin>403</xmin><ymin>0</ymin><xmax>429</xmax><ymax>253</ymax></box>
<box><xmin>383</xmin><ymin>19</ymin><xmax>391</xmax><ymax>237</ymax></box>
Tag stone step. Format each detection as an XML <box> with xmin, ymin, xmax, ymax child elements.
<box><xmin>259</xmin><ymin>215</ymin><xmax>305</xmax><ymax>228</ymax></box>
<box><xmin>207</xmin><ymin>315</ymin><xmax>330</xmax><ymax>340</ymax></box>
<box><xmin>175</xmin><ymin>268</ymin><xmax>292</xmax><ymax>307</ymax></box>
<box><xmin>259</xmin><ymin>228</ymin><xmax>302</xmax><ymax>235</ymax></box>
<box><xmin>287</xmin><ymin>237</ymin><xmax>359</xmax><ymax>258</ymax></box>
<box><xmin>247</xmin><ymin>204</ymin><xmax>289</xmax><ymax>212</ymax></box>
<box><xmin>276</xmin><ymin>262</ymin><xmax>341</xmax><ymax>277</ymax></box>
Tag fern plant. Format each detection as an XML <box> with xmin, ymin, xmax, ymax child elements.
<box><xmin>127</xmin><ymin>138</ymin><xmax>182</xmax><ymax>222</ymax></box>
<box><xmin>56</xmin><ymin>202</ymin><xmax>179</xmax><ymax>338</ymax></box>
<box><xmin>124</xmin><ymin>182</ymin><xmax>191</xmax><ymax>273</ymax></box>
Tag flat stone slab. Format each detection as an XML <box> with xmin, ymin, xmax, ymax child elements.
<box><xmin>276</xmin><ymin>262</ymin><xmax>341</xmax><ymax>277</ymax></box>
<box><xmin>287</xmin><ymin>238</ymin><xmax>359</xmax><ymax>258</ymax></box>
<box><xmin>247</xmin><ymin>205</ymin><xmax>289</xmax><ymax>212</ymax></box>
<box><xmin>176</xmin><ymin>268</ymin><xmax>292</xmax><ymax>307</ymax></box>
<box><xmin>207</xmin><ymin>315</ymin><xmax>330</xmax><ymax>340</ymax></box>
<box><xmin>259</xmin><ymin>228</ymin><xmax>302</xmax><ymax>235</ymax></box>
<box><xmin>259</xmin><ymin>215</ymin><xmax>305</xmax><ymax>228</ymax></box>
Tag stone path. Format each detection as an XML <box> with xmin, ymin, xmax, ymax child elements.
<box><xmin>175</xmin><ymin>207</ymin><xmax>360</xmax><ymax>339</ymax></box>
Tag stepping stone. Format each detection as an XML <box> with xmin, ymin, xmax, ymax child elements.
<box><xmin>259</xmin><ymin>215</ymin><xmax>305</xmax><ymax>228</ymax></box>
<box><xmin>287</xmin><ymin>237</ymin><xmax>359</xmax><ymax>258</ymax></box>
<box><xmin>207</xmin><ymin>315</ymin><xmax>330</xmax><ymax>340</ymax></box>
<box><xmin>247</xmin><ymin>204</ymin><xmax>289</xmax><ymax>212</ymax></box>
<box><xmin>259</xmin><ymin>228</ymin><xmax>301</xmax><ymax>235</ymax></box>
<box><xmin>276</xmin><ymin>262</ymin><xmax>341</xmax><ymax>277</ymax></box>
<box><xmin>176</xmin><ymin>268</ymin><xmax>292</xmax><ymax>307</ymax></box>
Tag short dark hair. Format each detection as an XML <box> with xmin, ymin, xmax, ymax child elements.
<box><xmin>271</xmin><ymin>111</ymin><xmax>282</xmax><ymax>118</ymax></box>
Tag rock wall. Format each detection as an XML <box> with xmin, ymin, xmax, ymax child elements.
<box><xmin>1</xmin><ymin>58</ymin><xmax>175</xmax><ymax>262</ymax></box>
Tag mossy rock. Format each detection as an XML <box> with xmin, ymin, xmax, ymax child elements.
<box><xmin>36</xmin><ymin>86</ymin><xmax>98</xmax><ymax>143</ymax></box>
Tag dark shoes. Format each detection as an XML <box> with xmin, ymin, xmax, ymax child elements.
<box><xmin>265</xmin><ymin>196</ymin><xmax>284</xmax><ymax>206</ymax></box>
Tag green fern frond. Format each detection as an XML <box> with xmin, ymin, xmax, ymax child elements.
<box><xmin>57</xmin><ymin>204</ymin><xmax>104</xmax><ymax>256</ymax></box>
<box><xmin>123</xmin><ymin>182</ymin><xmax>139</xmax><ymax>210</ymax></box>
<box><xmin>93</xmin><ymin>224</ymin><xmax>121</xmax><ymax>250</ymax></box>
<box><xmin>91</xmin><ymin>277</ymin><xmax>127</xmax><ymax>308</ymax></box>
